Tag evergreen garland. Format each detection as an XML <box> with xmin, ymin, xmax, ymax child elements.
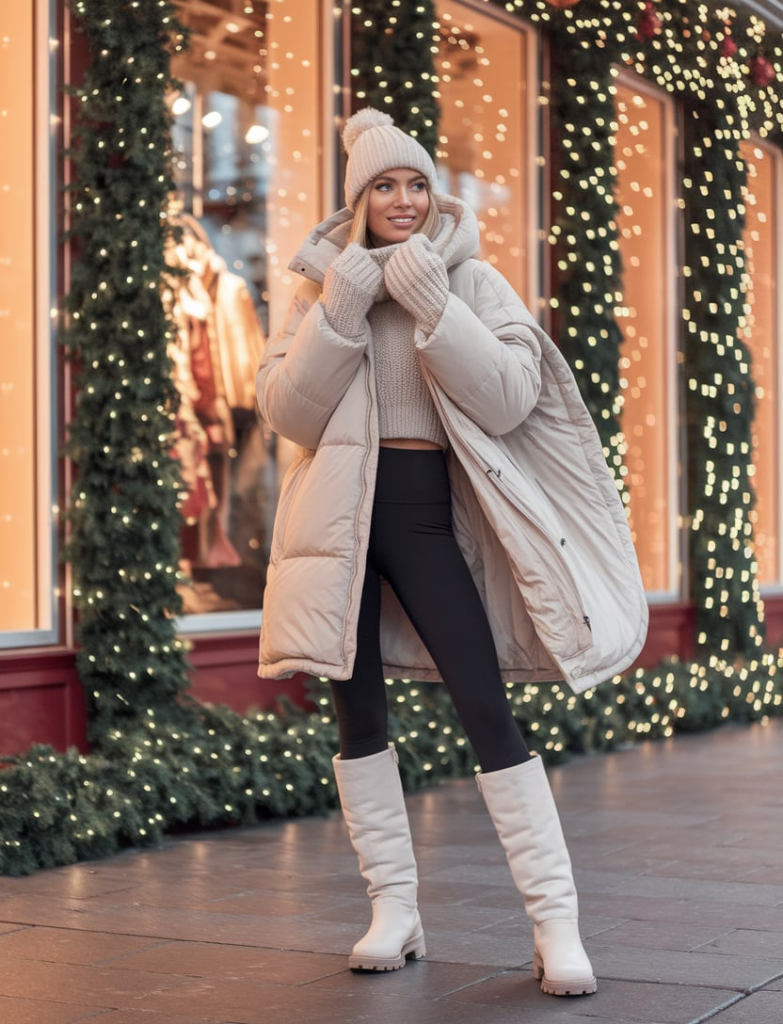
<box><xmin>2</xmin><ymin>662</ymin><xmax>781</xmax><ymax>876</ymax></box>
<box><xmin>350</xmin><ymin>0</ymin><xmax>440</xmax><ymax>153</ymax></box>
<box><xmin>664</xmin><ymin>6</ymin><xmax>769</xmax><ymax>657</ymax></box>
<box><xmin>546</xmin><ymin>34</ymin><xmax>627</xmax><ymax>492</ymax></box>
<box><xmin>62</xmin><ymin>0</ymin><xmax>192</xmax><ymax>741</ymax></box>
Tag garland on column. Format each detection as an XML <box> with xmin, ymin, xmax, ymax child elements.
<box><xmin>545</xmin><ymin>33</ymin><xmax>627</xmax><ymax>495</ymax></box>
<box><xmin>62</xmin><ymin>0</ymin><xmax>192</xmax><ymax>741</ymax></box>
<box><xmin>2</xmin><ymin>0</ymin><xmax>783</xmax><ymax>877</ymax></box>
<box><xmin>350</xmin><ymin>0</ymin><xmax>440</xmax><ymax>153</ymax></box>
<box><xmin>660</xmin><ymin>4</ymin><xmax>768</xmax><ymax>657</ymax></box>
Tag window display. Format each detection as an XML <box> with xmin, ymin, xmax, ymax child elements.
<box><xmin>168</xmin><ymin>0</ymin><xmax>325</xmax><ymax>622</ymax></box>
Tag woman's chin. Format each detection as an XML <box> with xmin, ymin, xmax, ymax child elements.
<box><xmin>379</xmin><ymin>227</ymin><xmax>416</xmax><ymax>245</ymax></box>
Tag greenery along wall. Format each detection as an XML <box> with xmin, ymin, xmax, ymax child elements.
<box><xmin>1</xmin><ymin>0</ymin><xmax>783</xmax><ymax>876</ymax></box>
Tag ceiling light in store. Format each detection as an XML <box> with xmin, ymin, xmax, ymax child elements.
<box><xmin>204</xmin><ymin>50</ymin><xmax>216</xmax><ymax>61</ymax></box>
<box><xmin>226</xmin><ymin>22</ymin><xmax>240</xmax><ymax>33</ymax></box>
<box><xmin>245</xmin><ymin>124</ymin><xmax>270</xmax><ymax>144</ymax></box>
<box><xmin>202</xmin><ymin>111</ymin><xmax>223</xmax><ymax>129</ymax></box>
<box><xmin>172</xmin><ymin>96</ymin><xmax>192</xmax><ymax>116</ymax></box>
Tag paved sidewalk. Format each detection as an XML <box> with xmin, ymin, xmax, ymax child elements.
<box><xmin>0</xmin><ymin>720</ymin><xmax>781</xmax><ymax>1024</ymax></box>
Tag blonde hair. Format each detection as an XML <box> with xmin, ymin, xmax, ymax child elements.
<box><xmin>348</xmin><ymin>181</ymin><xmax>441</xmax><ymax>248</ymax></box>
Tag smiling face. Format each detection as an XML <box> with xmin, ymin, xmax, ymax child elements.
<box><xmin>366</xmin><ymin>168</ymin><xmax>431</xmax><ymax>247</ymax></box>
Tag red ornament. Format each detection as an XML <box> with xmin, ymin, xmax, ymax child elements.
<box><xmin>720</xmin><ymin>35</ymin><xmax>737</xmax><ymax>58</ymax></box>
<box><xmin>636</xmin><ymin>2</ymin><xmax>661</xmax><ymax>43</ymax></box>
<box><xmin>749</xmin><ymin>54</ymin><xmax>776</xmax><ymax>87</ymax></box>
<box><xmin>545</xmin><ymin>0</ymin><xmax>582</xmax><ymax>7</ymax></box>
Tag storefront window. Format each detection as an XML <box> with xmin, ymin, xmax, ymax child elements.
<box><xmin>433</xmin><ymin>0</ymin><xmax>534</xmax><ymax>304</ymax></box>
<box><xmin>740</xmin><ymin>138</ymin><xmax>781</xmax><ymax>587</ymax></box>
<box><xmin>0</xmin><ymin>2</ymin><xmax>56</xmax><ymax>647</ymax></box>
<box><xmin>168</xmin><ymin>0</ymin><xmax>329</xmax><ymax>627</ymax></box>
<box><xmin>614</xmin><ymin>76</ymin><xmax>678</xmax><ymax>597</ymax></box>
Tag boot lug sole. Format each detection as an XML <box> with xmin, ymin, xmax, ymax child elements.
<box><xmin>349</xmin><ymin>946</ymin><xmax>426</xmax><ymax>972</ymax></box>
<box><xmin>349</xmin><ymin>932</ymin><xmax>426</xmax><ymax>972</ymax></box>
<box><xmin>537</xmin><ymin>971</ymin><xmax>598</xmax><ymax>996</ymax></box>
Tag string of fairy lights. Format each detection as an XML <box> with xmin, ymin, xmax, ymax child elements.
<box><xmin>3</xmin><ymin>0</ymin><xmax>783</xmax><ymax>876</ymax></box>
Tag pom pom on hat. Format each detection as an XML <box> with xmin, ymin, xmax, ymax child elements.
<box><xmin>342</xmin><ymin>108</ymin><xmax>393</xmax><ymax>153</ymax></box>
<box><xmin>342</xmin><ymin>107</ymin><xmax>438</xmax><ymax>211</ymax></box>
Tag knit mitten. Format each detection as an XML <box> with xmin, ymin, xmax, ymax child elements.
<box><xmin>384</xmin><ymin>235</ymin><xmax>449</xmax><ymax>334</ymax></box>
<box><xmin>322</xmin><ymin>243</ymin><xmax>384</xmax><ymax>338</ymax></box>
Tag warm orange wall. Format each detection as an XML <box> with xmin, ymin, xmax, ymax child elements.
<box><xmin>740</xmin><ymin>139</ymin><xmax>780</xmax><ymax>586</ymax></box>
<box><xmin>0</xmin><ymin>4</ymin><xmax>37</xmax><ymax>630</ymax></box>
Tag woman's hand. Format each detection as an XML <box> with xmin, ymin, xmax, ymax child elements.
<box><xmin>321</xmin><ymin>243</ymin><xmax>384</xmax><ymax>338</ymax></box>
<box><xmin>384</xmin><ymin>234</ymin><xmax>449</xmax><ymax>334</ymax></box>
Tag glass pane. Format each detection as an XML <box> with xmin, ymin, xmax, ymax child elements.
<box><xmin>0</xmin><ymin>3</ymin><xmax>44</xmax><ymax>635</ymax></box>
<box><xmin>434</xmin><ymin>1</ymin><xmax>530</xmax><ymax>303</ymax></box>
<box><xmin>169</xmin><ymin>0</ymin><xmax>323</xmax><ymax>619</ymax></box>
<box><xmin>740</xmin><ymin>139</ymin><xmax>780</xmax><ymax>585</ymax></box>
<box><xmin>614</xmin><ymin>80</ymin><xmax>674</xmax><ymax>595</ymax></box>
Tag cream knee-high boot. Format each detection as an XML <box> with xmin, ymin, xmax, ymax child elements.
<box><xmin>477</xmin><ymin>756</ymin><xmax>597</xmax><ymax>996</ymax></box>
<box><xmin>333</xmin><ymin>744</ymin><xmax>426</xmax><ymax>971</ymax></box>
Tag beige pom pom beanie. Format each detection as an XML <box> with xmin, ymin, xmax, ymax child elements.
<box><xmin>342</xmin><ymin>108</ymin><xmax>439</xmax><ymax>211</ymax></box>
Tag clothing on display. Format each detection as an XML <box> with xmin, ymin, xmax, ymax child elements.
<box><xmin>167</xmin><ymin>212</ymin><xmax>269</xmax><ymax>613</ymax></box>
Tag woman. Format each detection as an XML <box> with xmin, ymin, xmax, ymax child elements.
<box><xmin>256</xmin><ymin>108</ymin><xmax>647</xmax><ymax>997</ymax></box>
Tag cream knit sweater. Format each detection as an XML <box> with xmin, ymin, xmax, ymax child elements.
<box><xmin>366</xmin><ymin>242</ymin><xmax>448</xmax><ymax>448</ymax></box>
<box><xmin>368</xmin><ymin>298</ymin><xmax>448</xmax><ymax>447</ymax></box>
<box><xmin>322</xmin><ymin>239</ymin><xmax>449</xmax><ymax>448</ymax></box>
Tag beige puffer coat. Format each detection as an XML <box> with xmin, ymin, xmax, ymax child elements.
<box><xmin>256</xmin><ymin>196</ymin><xmax>648</xmax><ymax>693</ymax></box>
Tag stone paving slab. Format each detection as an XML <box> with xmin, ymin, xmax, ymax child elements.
<box><xmin>703</xmin><ymin>990</ymin><xmax>783</xmax><ymax>1024</ymax></box>
<box><xmin>0</xmin><ymin>719</ymin><xmax>781</xmax><ymax>1024</ymax></box>
<box><xmin>0</xmin><ymin>926</ymin><xmax>164</xmax><ymax>966</ymax></box>
<box><xmin>440</xmin><ymin>970</ymin><xmax>733</xmax><ymax>1023</ymax></box>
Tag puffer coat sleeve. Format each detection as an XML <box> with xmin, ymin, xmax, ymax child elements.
<box><xmin>256</xmin><ymin>280</ymin><xmax>368</xmax><ymax>449</ymax></box>
<box><xmin>416</xmin><ymin>260</ymin><xmax>543</xmax><ymax>437</ymax></box>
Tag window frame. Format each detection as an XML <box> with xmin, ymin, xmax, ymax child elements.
<box><xmin>0</xmin><ymin>0</ymin><xmax>60</xmax><ymax>650</ymax></box>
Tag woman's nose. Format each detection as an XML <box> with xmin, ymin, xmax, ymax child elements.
<box><xmin>395</xmin><ymin>189</ymin><xmax>412</xmax><ymax>206</ymax></box>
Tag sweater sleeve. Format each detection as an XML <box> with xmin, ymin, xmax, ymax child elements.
<box><xmin>415</xmin><ymin>262</ymin><xmax>543</xmax><ymax>436</ymax></box>
<box><xmin>256</xmin><ymin>279</ymin><xmax>368</xmax><ymax>449</ymax></box>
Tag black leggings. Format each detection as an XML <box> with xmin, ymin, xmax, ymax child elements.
<box><xmin>329</xmin><ymin>447</ymin><xmax>530</xmax><ymax>773</ymax></box>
